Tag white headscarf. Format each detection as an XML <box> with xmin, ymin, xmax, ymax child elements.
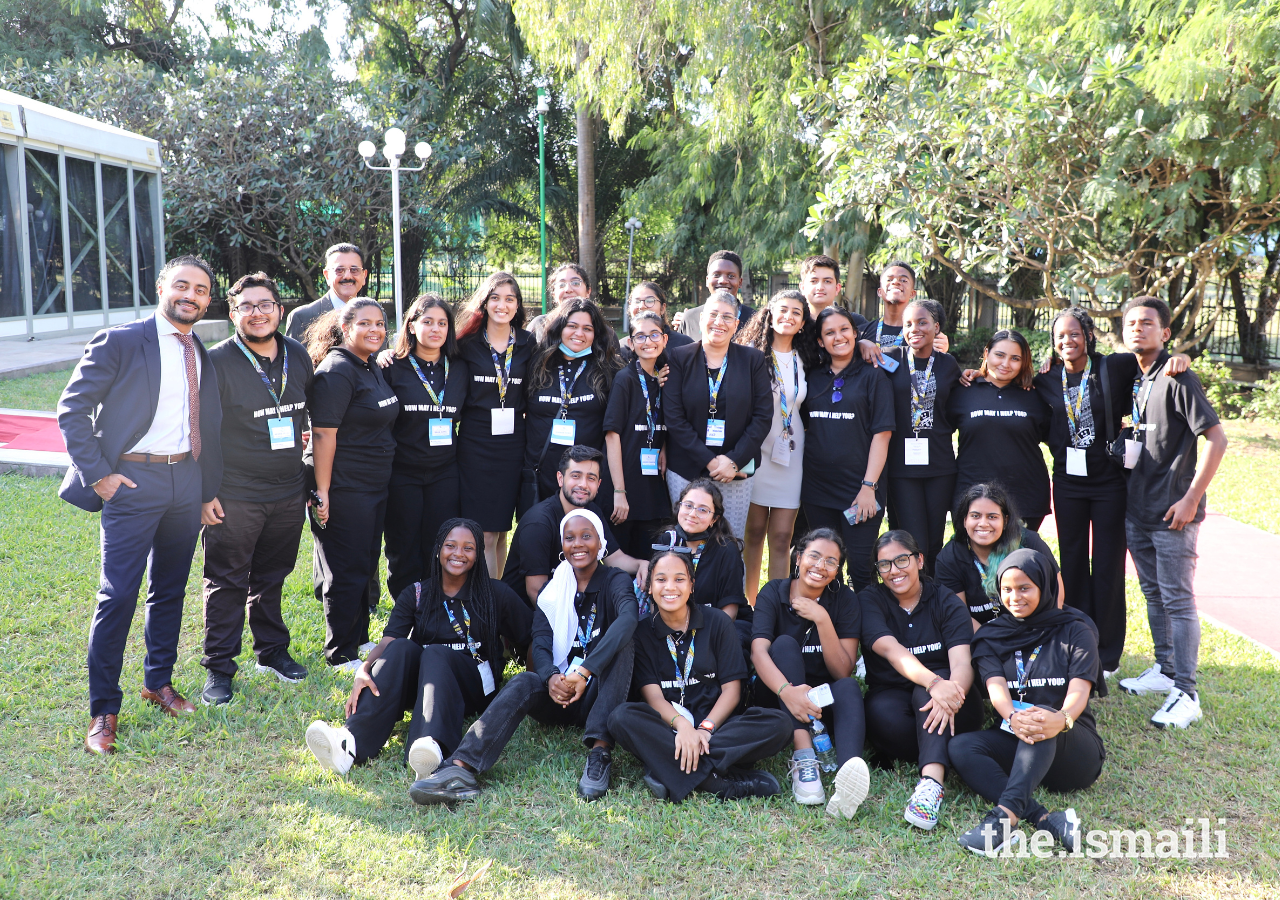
<box><xmin>537</xmin><ymin>508</ymin><xmax>608</xmax><ymax>674</ymax></box>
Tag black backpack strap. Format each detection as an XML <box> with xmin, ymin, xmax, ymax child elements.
<box><xmin>1099</xmin><ymin>355</ymin><xmax>1116</xmax><ymax>443</ymax></box>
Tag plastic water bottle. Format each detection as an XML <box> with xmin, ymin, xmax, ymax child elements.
<box><xmin>810</xmin><ymin>718</ymin><xmax>837</xmax><ymax>772</ymax></box>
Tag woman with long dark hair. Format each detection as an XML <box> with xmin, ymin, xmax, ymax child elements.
<box><xmin>381</xmin><ymin>293</ymin><xmax>469</xmax><ymax>600</ymax></box>
<box><xmin>455</xmin><ymin>272</ymin><xmax>533</xmax><ymax>576</ymax></box>
<box><xmin>305</xmin><ymin>518</ymin><xmax>530</xmax><ymax>780</ymax></box>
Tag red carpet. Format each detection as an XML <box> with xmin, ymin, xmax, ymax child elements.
<box><xmin>0</xmin><ymin>413</ymin><xmax>67</xmax><ymax>452</ymax></box>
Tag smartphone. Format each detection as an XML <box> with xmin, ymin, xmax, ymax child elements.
<box><xmin>843</xmin><ymin>499</ymin><xmax>882</xmax><ymax>525</ymax></box>
<box><xmin>307</xmin><ymin>489</ymin><xmax>326</xmax><ymax>529</ymax></box>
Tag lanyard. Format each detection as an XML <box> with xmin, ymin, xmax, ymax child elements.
<box><xmin>1013</xmin><ymin>644</ymin><xmax>1043</xmax><ymax>700</ymax></box>
<box><xmin>690</xmin><ymin>542</ymin><xmax>705</xmax><ymax>573</ymax></box>
<box><xmin>876</xmin><ymin>320</ymin><xmax>905</xmax><ymax>348</ymax></box>
<box><xmin>233</xmin><ymin>335</ymin><xmax>288</xmax><ymax>414</ymax></box>
<box><xmin>666</xmin><ymin>629</ymin><xmax>697</xmax><ymax>706</ymax></box>
<box><xmin>706</xmin><ymin>355</ymin><xmax>728</xmax><ymax>416</ymax></box>
<box><xmin>558</xmin><ymin>359</ymin><xmax>588</xmax><ymax>416</ymax></box>
<box><xmin>908</xmin><ymin>352</ymin><xmax>936</xmax><ymax>435</ymax></box>
<box><xmin>1132</xmin><ymin>374</ymin><xmax>1155</xmax><ymax>429</ymax></box>
<box><xmin>409</xmin><ymin>355</ymin><xmax>448</xmax><ymax>408</ymax></box>
<box><xmin>485</xmin><ymin>331</ymin><xmax>515</xmax><ymax>407</ymax></box>
<box><xmin>1061</xmin><ymin>357</ymin><xmax>1092</xmax><ymax>448</ymax></box>
<box><xmin>575</xmin><ymin>596</ymin><xmax>598</xmax><ymax>653</ymax></box>
<box><xmin>771</xmin><ymin>351</ymin><xmax>800</xmax><ymax>437</ymax></box>
<box><xmin>443</xmin><ymin>598</ymin><xmax>484</xmax><ymax>665</ymax></box>
<box><xmin>637</xmin><ymin>361</ymin><xmax>660</xmax><ymax>447</ymax></box>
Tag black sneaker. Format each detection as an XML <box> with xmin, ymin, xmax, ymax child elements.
<box><xmin>642</xmin><ymin>770</ymin><xmax>670</xmax><ymax>801</ymax></box>
<box><xmin>1036</xmin><ymin>808</ymin><xmax>1082</xmax><ymax>854</ymax></box>
<box><xmin>699</xmin><ymin>768</ymin><xmax>781</xmax><ymax>801</ymax></box>
<box><xmin>578</xmin><ymin>747</ymin><xmax>612</xmax><ymax>801</ymax></box>
<box><xmin>201</xmin><ymin>671</ymin><xmax>234</xmax><ymax>706</ymax></box>
<box><xmin>256</xmin><ymin>650</ymin><xmax>308</xmax><ymax>683</ymax></box>
<box><xmin>958</xmin><ymin>808</ymin><xmax>1021</xmax><ymax>857</ymax></box>
<box><xmin>409</xmin><ymin>763</ymin><xmax>481</xmax><ymax>805</ymax></box>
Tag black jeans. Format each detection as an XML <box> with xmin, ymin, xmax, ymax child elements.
<box><xmin>1054</xmin><ymin>481</ymin><xmax>1128</xmax><ymax>670</ymax></box>
<box><xmin>609</xmin><ymin>703</ymin><xmax>794</xmax><ymax>802</ymax></box>
<box><xmin>384</xmin><ymin>466</ymin><xmax>461</xmax><ymax>602</ymax></box>
<box><xmin>345</xmin><ymin>639</ymin><xmax>491</xmax><ymax>764</ymax></box>
<box><xmin>888</xmin><ymin>473</ymin><xmax>956</xmax><ymax>574</ymax></box>
<box><xmin>312</xmin><ymin>487</ymin><xmax>387</xmax><ymax>665</ymax></box>
<box><xmin>802</xmin><ymin>503</ymin><xmax>884</xmax><ymax>591</ymax></box>
<box><xmin>864</xmin><ymin>671</ymin><xmax>983</xmax><ymax>774</ymax></box>
<box><xmin>451</xmin><ymin>642</ymin><xmax>635</xmax><ymax>773</ymax></box>
<box><xmin>753</xmin><ymin>634</ymin><xmax>866</xmax><ymax>765</ymax></box>
<box><xmin>949</xmin><ymin>725</ymin><xmax>1105</xmax><ymax>821</ymax></box>
<box><xmin>201</xmin><ymin>494</ymin><xmax>305</xmax><ymax>676</ymax></box>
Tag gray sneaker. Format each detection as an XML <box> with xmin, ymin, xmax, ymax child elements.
<box><xmin>578</xmin><ymin>747</ymin><xmax>612</xmax><ymax>801</ymax></box>
<box><xmin>409</xmin><ymin>763</ymin><xmax>480</xmax><ymax>805</ymax></box>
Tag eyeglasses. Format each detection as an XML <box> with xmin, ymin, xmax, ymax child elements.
<box><xmin>874</xmin><ymin>553</ymin><xmax>916</xmax><ymax>574</ymax></box>
<box><xmin>802</xmin><ymin>550</ymin><xmax>841</xmax><ymax>570</ymax></box>
<box><xmin>631</xmin><ymin>296</ymin><xmax>662</xmax><ymax>308</ymax></box>
<box><xmin>679</xmin><ymin>500</ymin><xmax>714</xmax><ymax>517</ymax></box>
<box><xmin>232</xmin><ymin>300</ymin><xmax>280</xmax><ymax>315</ymax></box>
<box><xmin>831</xmin><ymin>376</ymin><xmax>846</xmax><ymax>402</ymax></box>
<box><xmin>556</xmin><ymin>278</ymin><xmax>586</xmax><ymax>289</ymax></box>
<box><xmin>633</xmin><ymin>332</ymin><xmax>665</xmax><ymax>344</ymax></box>
<box><xmin>329</xmin><ymin>266</ymin><xmax>364</xmax><ymax>277</ymax></box>
<box><xmin>705</xmin><ymin>312</ymin><xmax>738</xmax><ymax>324</ymax></box>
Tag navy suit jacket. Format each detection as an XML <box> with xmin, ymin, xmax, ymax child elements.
<box><xmin>56</xmin><ymin>314</ymin><xmax>224</xmax><ymax>512</ymax></box>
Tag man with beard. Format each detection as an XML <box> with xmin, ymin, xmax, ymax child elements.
<box><xmin>501</xmin><ymin>445</ymin><xmax>648</xmax><ymax>605</ymax></box>
<box><xmin>199</xmin><ymin>273</ymin><xmax>315</xmax><ymax>705</ymax></box>
<box><xmin>58</xmin><ymin>255</ymin><xmax>225</xmax><ymax>755</ymax></box>
<box><xmin>286</xmin><ymin>243</ymin><xmax>376</xmax><ymax>343</ymax></box>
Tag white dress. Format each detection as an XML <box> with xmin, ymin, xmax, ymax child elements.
<box><xmin>750</xmin><ymin>349</ymin><xmax>807</xmax><ymax>509</ymax></box>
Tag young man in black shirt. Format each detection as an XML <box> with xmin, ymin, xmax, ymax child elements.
<box><xmin>1117</xmin><ymin>297</ymin><xmax>1227</xmax><ymax>729</ymax></box>
<box><xmin>199</xmin><ymin>273</ymin><xmax>314</xmax><ymax>704</ymax></box>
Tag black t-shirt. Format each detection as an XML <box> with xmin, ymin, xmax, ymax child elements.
<box><xmin>860</xmin><ymin>319</ymin><xmax>906</xmax><ymax>351</ymax></box>
<box><xmin>306</xmin><ymin>347</ymin><xmax>399</xmax><ymax>492</ymax></box>
<box><xmin>633</xmin><ymin>602</ymin><xmax>748</xmax><ymax>722</ymax></box>
<box><xmin>858</xmin><ymin>580</ymin><xmax>973</xmax><ymax>692</ymax></box>
<box><xmin>933</xmin><ymin>530</ymin><xmax>1059</xmax><ymax>624</ymax></box>
<box><xmin>524</xmin><ymin>355</ymin><xmax>611</xmax><ymax>468</ymax></box>
<box><xmin>208</xmin><ymin>333</ymin><xmax>315</xmax><ymax>503</ymax></box>
<box><xmin>975</xmin><ymin>618</ymin><xmax>1101</xmax><ymax>733</ymax></box>
<box><xmin>1032</xmin><ymin>352</ymin><xmax>1138</xmax><ymax>491</ymax></box>
<box><xmin>382</xmin><ymin>577</ymin><xmax>533</xmax><ymax>675</ymax></box>
<box><xmin>800</xmin><ymin>358</ymin><xmax>897</xmax><ymax>510</ymax></box>
<box><xmin>602</xmin><ymin>361</ymin><xmax>671</xmax><ymax>521</ymax></box>
<box><xmin>947</xmin><ymin>379</ymin><xmax>1052</xmax><ymax>518</ymax></box>
<box><xmin>457</xmin><ymin>329</ymin><xmax>533</xmax><ymax>435</ymax></box>
<box><xmin>1126</xmin><ymin>350</ymin><xmax>1221</xmax><ymax>530</ymax></box>
<box><xmin>501</xmin><ymin>495</ymin><xmax>620</xmax><ymax>600</ymax></box>
<box><xmin>383</xmin><ymin>354</ymin><xmax>469</xmax><ymax>476</ymax></box>
<box><xmin>752</xmin><ymin>578</ymin><xmax>861</xmax><ymax>685</ymax></box>
<box><xmin>881</xmin><ymin>347</ymin><xmax>960</xmax><ymax>478</ymax></box>
<box><xmin>646</xmin><ymin>529</ymin><xmax>749</xmax><ymax>621</ymax></box>
<box><xmin>529</xmin><ymin>565</ymin><xmax>638</xmax><ymax>684</ymax></box>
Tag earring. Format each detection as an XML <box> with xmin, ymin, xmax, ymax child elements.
<box><xmin>558</xmin><ymin>552</ymin><xmax>566</xmax><ymax>562</ymax></box>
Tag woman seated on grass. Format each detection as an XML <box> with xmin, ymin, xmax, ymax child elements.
<box><xmin>305</xmin><ymin>518</ymin><xmax>531</xmax><ymax>781</ymax></box>
<box><xmin>608</xmin><ymin>550</ymin><xmax>793</xmax><ymax>803</ymax></box>
<box><xmin>410</xmin><ymin>509</ymin><xmax>637</xmax><ymax>805</ymax></box>
<box><xmin>951</xmin><ymin>548</ymin><xmax>1106</xmax><ymax>857</ymax></box>
<box><xmin>751</xmin><ymin>528</ymin><xmax>870</xmax><ymax>816</ymax></box>
<box><xmin>860</xmin><ymin>530</ymin><xmax>981</xmax><ymax>832</ymax></box>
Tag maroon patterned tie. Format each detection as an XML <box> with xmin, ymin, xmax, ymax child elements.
<box><xmin>176</xmin><ymin>333</ymin><xmax>201</xmax><ymax>460</ymax></box>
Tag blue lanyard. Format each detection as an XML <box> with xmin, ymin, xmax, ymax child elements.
<box><xmin>484</xmin><ymin>331</ymin><xmax>515</xmax><ymax>407</ymax></box>
<box><xmin>409</xmin><ymin>355</ymin><xmax>448</xmax><ymax>408</ymax></box>
<box><xmin>666</xmin><ymin>629</ymin><xmax>697</xmax><ymax>705</ymax></box>
<box><xmin>1013</xmin><ymin>644</ymin><xmax>1043</xmax><ymax>699</ymax></box>
<box><xmin>558</xmin><ymin>359</ymin><xmax>587</xmax><ymax>415</ymax></box>
<box><xmin>233</xmin><ymin>335</ymin><xmax>288</xmax><ymax>413</ymax></box>
<box><xmin>771</xmin><ymin>351</ymin><xmax>800</xmax><ymax>437</ymax></box>
<box><xmin>637</xmin><ymin>361</ymin><xmax>660</xmax><ymax>447</ymax></box>
<box><xmin>575</xmin><ymin>596</ymin><xmax>598</xmax><ymax>653</ymax></box>
<box><xmin>875</xmin><ymin>320</ymin><xmax>905</xmax><ymax>348</ymax></box>
<box><xmin>706</xmin><ymin>355</ymin><xmax>728</xmax><ymax>415</ymax></box>
<box><xmin>443</xmin><ymin>598</ymin><xmax>483</xmax><ymax>664</ymax></box>
<box><xmin>1132</xmin><ymin>375</ymin><xmax>1155</xmax><ymax>429</ymax></box>
<box><xmin>1062</xmin><ymin>358</ymin><xmax>1091</xmax><ymax>447</ymax></box>
<box><xmin>908</xmin><ymin>352</ymin><xmax>936</xmax><ymax>435</ymax></box>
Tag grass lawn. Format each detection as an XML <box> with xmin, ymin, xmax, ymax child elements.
<box><xmin>0</xmin><ymin>369</ymin><xmax>71</xmax><ymax>411</ymax></box>
<box><xmin>1</xmin><ymin>475</ymin><xmax>1277</xmax><ymax>899</ymax></box>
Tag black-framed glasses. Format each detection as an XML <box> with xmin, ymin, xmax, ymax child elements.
<box><xmin>633</xmin><ymin>332</ymin><xmax>665</xmax><ymax>344</ymax></box>
<box><xmin>831</xmin><ymin>376</ymin><xmax>846</xmax><ymax>402</ymax></box>
<box><xmin>233</xmin><ymin>300</ymin><xmax>280</xmax><ymax>315</ymax></box>
<box><xmin>874</xmin><ymin>553</ymin><xmax>916</xmax><ymax>574</ymax></box>
<box><xmin>631</xmin><ymin>296</ymin><xmax>662</xmax><ymax>309</ymax></box>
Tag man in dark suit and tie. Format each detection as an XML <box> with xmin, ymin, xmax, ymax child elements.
<box><xmin>57</xmin><ymin>254</ymin><xmax>224</xmax><ymax>755</ymax></box>
<box><xmin>284</xmin><ymin>243</ymin><xmax>369</xmax><ymax>342</ymax></box>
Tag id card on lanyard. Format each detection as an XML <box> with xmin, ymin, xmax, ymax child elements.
<box><xmin>565</xmin><ymin>600</ymin><xmax>598</xmax><ymax>676</ymax></box>
<box><xmin>706</xmin><ymin>357</ymin><xmax>728</xmax><ymax>447</ymax></box>
<box><xmin>1000</xmin><ymin>644</ymin><xmax>1042</xmax><ymax>734</ymax></box>
<box><xmin>486</xmin><ymin>332</ymin><xmax>517</xmax><ymax>435</ymax></box>
<box><xmin>234</xmin><ymin>336</ymin><xmax>294</xmax><ymax>450</ymax></box>
<box><xmin>666</xmin><ymin>630</ymin><xmax>697</xmax><ymax>727</ymax></box>
<box><xmin>1062</xmin><ymin>358</ymin><xmax>1091</xmax><ymax>476</ymax></box>
<box><xmin>551</xmin><ymin>359</ymin><xmax>587</xmax><ymax>445</ymax></box>
<box><xmin>905</xmin><ymin>352</ymin><xmax>936</xmax><ymax>466</ymax></box>
<box><xmin>442</xmin><ymin>595</ymin><xmax>496</xmax><ymax>695</ymax></box>
<box><xmin>1127</xmin><ymin>375</ymin><xmax>1155</xmax><ymax>468</ymax></box>
<box><xmin>410</xmin><ymin>355</ymin><xmax>453</xmax><ymax>447</ymax></box>
<box><xmin>770</xmin><ymin>351</ymin><xmax>800</xmax><ymax>466</ymax></box>
<box><xmin>638</xmin><ymin>363</ymin><xmax>661</xmax><ymax>475</ymax></box>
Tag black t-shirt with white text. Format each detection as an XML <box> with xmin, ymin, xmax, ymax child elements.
<box><xmin>383</xmin><ymin>354</ymin><xmax>469</xmax><ymax>476</ymax></box>
<box><xmin>947</xmin><ymin>379</ymin><xmax>1052</xmax><ymax>518</ymax></box>
<box><xmin>881</xmin><ymin>347</ymin><xmax>960</xmax><ymax>478</ymax></box>
<box><xmin>933</xmin><ymin>530</ymin><xmax>1059</xmax><ymax>624</ymax></box>
<box><xmin>800</xmin><ymin>358</ymin><xmax>897</xmax><ymax>510</ymax></box>
<box><xmin>647</xmin><ymin>529</ymin><xmax>749</xmax><ymax>621</ymax></box>
<box><xmin>752</xmin><ymin>578</ymin><xmax>861</xmax><ymax>685</ymax></box>
<box><xmin>633</xmin><ymin>602</ymin><xmax>748</xmax><ymax>722</ymax></box>
<box><xmin>975</xmin><ymin>618</ymin><xmax>1102</xmax><ymax>734</ymax></box>
<box><xmin>602</xmin><ymin>361</ymin><xmax>670</xmax><ymax>521</ymax></box>
<box><xmin>524</xmin><ymin>356</ymin><xmax>610</xmax><ymax>469</ymax></box>
<box><xmin>858</xmin><ymin>580</ymin><xmax>973</xmax><ymax>693</ymax></box>
<box><xmin>305</xmin><ymin>347</ymin><xmax>399</xmax><ymax>492</ymax></box>
<box><xmin>457</xmin><ymin>330</ymin><xmax>532</xmax><ymax>434</ymax></box>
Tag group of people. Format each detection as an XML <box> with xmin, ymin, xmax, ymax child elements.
<box><xmin>56</xmin><ymin>240</ymin><xmax>1227</xmax><ymax>858</ymax></box>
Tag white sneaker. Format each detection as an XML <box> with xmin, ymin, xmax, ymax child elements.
<box><xmin>359</xmin><ymin>641</ymin><xmax>377</xmax><ymax>658</ymax></box>
<box><xmin>407</xmin><ymin>736</ymin><xmax>444</xmax><ymax>780</ymax></box>
<box><xmin>1120</xmin><ymin>664</ymin><xmax>1174</xmax><ymax>696</ymax></box>
<box><xmin>788</xmin><ymin>754</ymin><xmax>826</xmax><ymax>805</ymax></box>
<box><xmin>1151</xmin><ymin>689</ymin><xmax>1202</xmax><ymax>729</ymax></box>
<box><xmin>1103</xmin><ymin>669</ymin><xmax>1118</xmax><ymax>681</ymax></box>
<box><xmin>306</xmin><ymin>721</ymin><xmax>357</xmax><ymax>775</ymax></box>
<box><xmin>332</xmin><ymin>659</ymin><xmax>363</xmax><ymax>674</ymax></box>
<box><xmin>825</xmin><ymin>756</ymin><xmax>870</xmax><ymax>820</ymax></box>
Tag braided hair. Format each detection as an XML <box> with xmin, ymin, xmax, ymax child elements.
<box><xmin>416</xmin><ymin>517</ymin><xmax>501</xmax><ymax>657</ymax></box>
<box><xmin>1048</xmin><ymin>306</ymin><xmax>1098</xmax><ymax>367</ymax></box>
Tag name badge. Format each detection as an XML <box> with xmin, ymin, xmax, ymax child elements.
<box><xmin>267</xmin><ymin>417</ymin><xmax>295</xmax><ymax>450</ymax></box>
<box><xmin>428</xmin><ymin>418</ymin><xmax>452</xmax><ymax>447</ymax></box>
<box><xmin>1066</xmin><ymin>446</ymin><xmax>1088</xmax><ymax>477</ymax></box>
<box><xmin>706</xmin><ymin>418</ymin><xmax>726</xmax><ymax>447</ymax></box>
<box><xmin>771</xmin><ymin>434</ymin><xmax>792</xmax><ymax>467</ymax></box>
<box><xmin>1000</xmin><ymin>699</ymin><xmax>1035</xmax><ymax>735</ymax></box>
<box><xmin>640</xmin><ymin>447</ymin><xmax>660</xmax><ymax>476</ymax></box>
<box><xmin>904</xmin><ymin>437</ymin><xmax>929</xmax><ymax>466</ymax></box>
<box><xmin>491</xmin><ymin>407</ymin><xmax>516</xmax><ymax>436</ymax></box>
<box><xmin>1124</xmin><ymin>438</ymin><xmax>1141</xmax><ymax>469</ymax></box>
<box><xmin>477</xmin><ymin>660</ymin><xmax>496</xmax><ymax>696</ymax></box>
<box><xmin>550</xmin><ymin>418</ymin><xmax>576</xmax><ymax>445</ymax></box>
<box><xmin>879</xmin><ymin>354</ymin><xmax>899</xmax><ymax>373</ymax></box>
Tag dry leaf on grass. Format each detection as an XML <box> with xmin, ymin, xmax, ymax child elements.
<box><xmin>448</xmin><ymin>858</ymin><xmax>493</xmax><ymax>898</ymax></box>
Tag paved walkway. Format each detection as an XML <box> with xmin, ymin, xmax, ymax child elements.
<box><xmin>0</xmin><ymin>320</ymin><xmax>230</xmax><ymax>380</ymax></box>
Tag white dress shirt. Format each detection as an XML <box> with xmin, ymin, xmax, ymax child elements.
<box><xmin>129</xmin><ymin>312</ymin><xmax>203</xmax><ymax>454</ymax></box>
<box><xmin>329</xmin><ymin>292</ymin><xmax>346</xmax><ymax>312</ymax></box>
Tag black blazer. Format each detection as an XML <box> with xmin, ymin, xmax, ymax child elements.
<box><xmin>56</xmin><ymin>314</ymin><xmax>224</xmax><ymax>512</ymax></box>
<box><xmin>662</xmin><ymin>340</ymin><xmax>772</xmax><ymax>481</ymax></box>
<box><xmin>284</xmin><ymin>292</ymin><xmax>337</xmax><ymax>342</ymax></box>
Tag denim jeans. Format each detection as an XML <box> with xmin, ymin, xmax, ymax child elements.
<box><xmin>1125</xmin><ymin>519</ymin><xmax>1201</xmax><ymax>696</ymax></box>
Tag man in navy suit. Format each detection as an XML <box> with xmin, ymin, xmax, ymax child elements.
<box><xmin>284</xmin><ymin>243</ymin><xmax>369</xmax><ymax>343</ymax></box>
<box><xmin>57</xmin><ymin>255</ymin><xmax>224</xmax><ymax>755</ymax></box>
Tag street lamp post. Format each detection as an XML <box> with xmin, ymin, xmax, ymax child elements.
<box><xmin>358</xmin><ymin>128</ymin><xmax>430</xmax><ymax>336</ymax></box>
<box><xmin>624</xmin><ymin>217</ymin><xmax>642</xmax><ymax>301</ymax></box>
<box><xmin>537</xmin><ymin>89</ymin><xmax>550</xmax><ymax>314</ymax></box>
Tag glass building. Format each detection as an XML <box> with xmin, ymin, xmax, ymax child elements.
<box><xmin>0</xmin><ymin>89</ymin><xmax>164</xmax><ymax>338</ymax></box>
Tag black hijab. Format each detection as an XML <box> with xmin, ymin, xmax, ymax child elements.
<box><xmin>970</xmin><ymin>548</ymin><xmax>1107</xmax><ymax>697</ymax></box>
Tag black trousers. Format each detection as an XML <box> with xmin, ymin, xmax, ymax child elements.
<box><xmin>753</xmin><ymin>634</ymin><xmax>865</xmax><ymax>765</ymax></box>
<box><xmin>345</xmin><ymin>639</ymin><xmax>490</xmax><ymax>763</ymax></box>
<box><xmin>201</xmin><ymin>494</ymin><xmax>305</xmax><ymax>676</ymax></box>
<box><xmin>312</xmin><ymin>486</ymin><xmax>387</xmax><ymax>665</ymax></box>
<box><xmin>384</xmin><ymin>466</ymin><xmax>461</xmax><ymax>602</ymax></box>
<box><xmin>1054</xmin><ymin>482</ymin><xmax>1128</xmax><ymax>670</ymax></box>
<box><xmin>950</xmin><ymin>725</ymin><xmax>1105</xmax><ymax>821</ymax></box>
<box><xmin>611</xmin><ymin>516</ymin><xmax>667</xmax><ymax>561</ymax></box>
<box><xmin>609</xmin><ymin>703</ymin><xmax>793</xmax><ymax>802</ymax></box>
<box><xmin>802</xmin><ymin>503</ymin><xmax>884</xmax><ymax>591</ymax></box>
<box><xmin>452</xmin><ymin>642</ymin><xmax>635</xmax><ymax>773</ymax></box>
<box><xmin>888</xmin><ymin>473</ymin><xmax>956</xmax><ymax>574</ymax></box>
<box><xmin>864</xmin><ymin>672</ymin><xmax>983</xmax><ymax>774</ymax></box>
<box><xmin>1023</xmin><ymin>516</ymin><xmax>1045</xmax><ymax>532</ymax></box>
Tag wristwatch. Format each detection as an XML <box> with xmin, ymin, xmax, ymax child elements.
<box><xmin>861</xmin><ymin>479</ymin><xmax>878</xmax><ymax>489</ymax></box>
<box><xmin>1062</xmin><ymin>711</ymin><xmax>1075</xmax><ymax>731</ymax></box>
<box><xmin>697</xmin><ymin>719</ymin><xmax>716</xmax><ymax>734</ymax></box>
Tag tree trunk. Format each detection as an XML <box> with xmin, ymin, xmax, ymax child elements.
<box><xmin>844</xmin><ymin>219</ymin><xmax>870</xmax><ymax>315</ymax></box>
<box><xmin>576</xmin><ymin>101</ymin><xmax>597</xmax><ymax>291</ymax></box>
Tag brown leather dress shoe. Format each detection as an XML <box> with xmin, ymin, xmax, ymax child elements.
<box><xmin>140</xmin><ymin>684</ymin><xmax>195</xmax><ymax>717</ymax></box>
<box><xmin>86</xmin><ymin>713</ymin><xmax>118</xmax><ymax>755</ymax></box>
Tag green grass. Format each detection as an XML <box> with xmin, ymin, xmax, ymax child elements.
<box><xmin>1210</xmin><ymin>421</ymin><xmax>1280</xmax><ymax>535</ymax></box>
<box><xmin>0</xmin><ymin>369</ymin><xmax>72</xmax><ymax>411</ymax></box>
<box><xmin>1</xmin><ymin>475</ymin><xmax>1278</xmax><ymax>899</ymax></box>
